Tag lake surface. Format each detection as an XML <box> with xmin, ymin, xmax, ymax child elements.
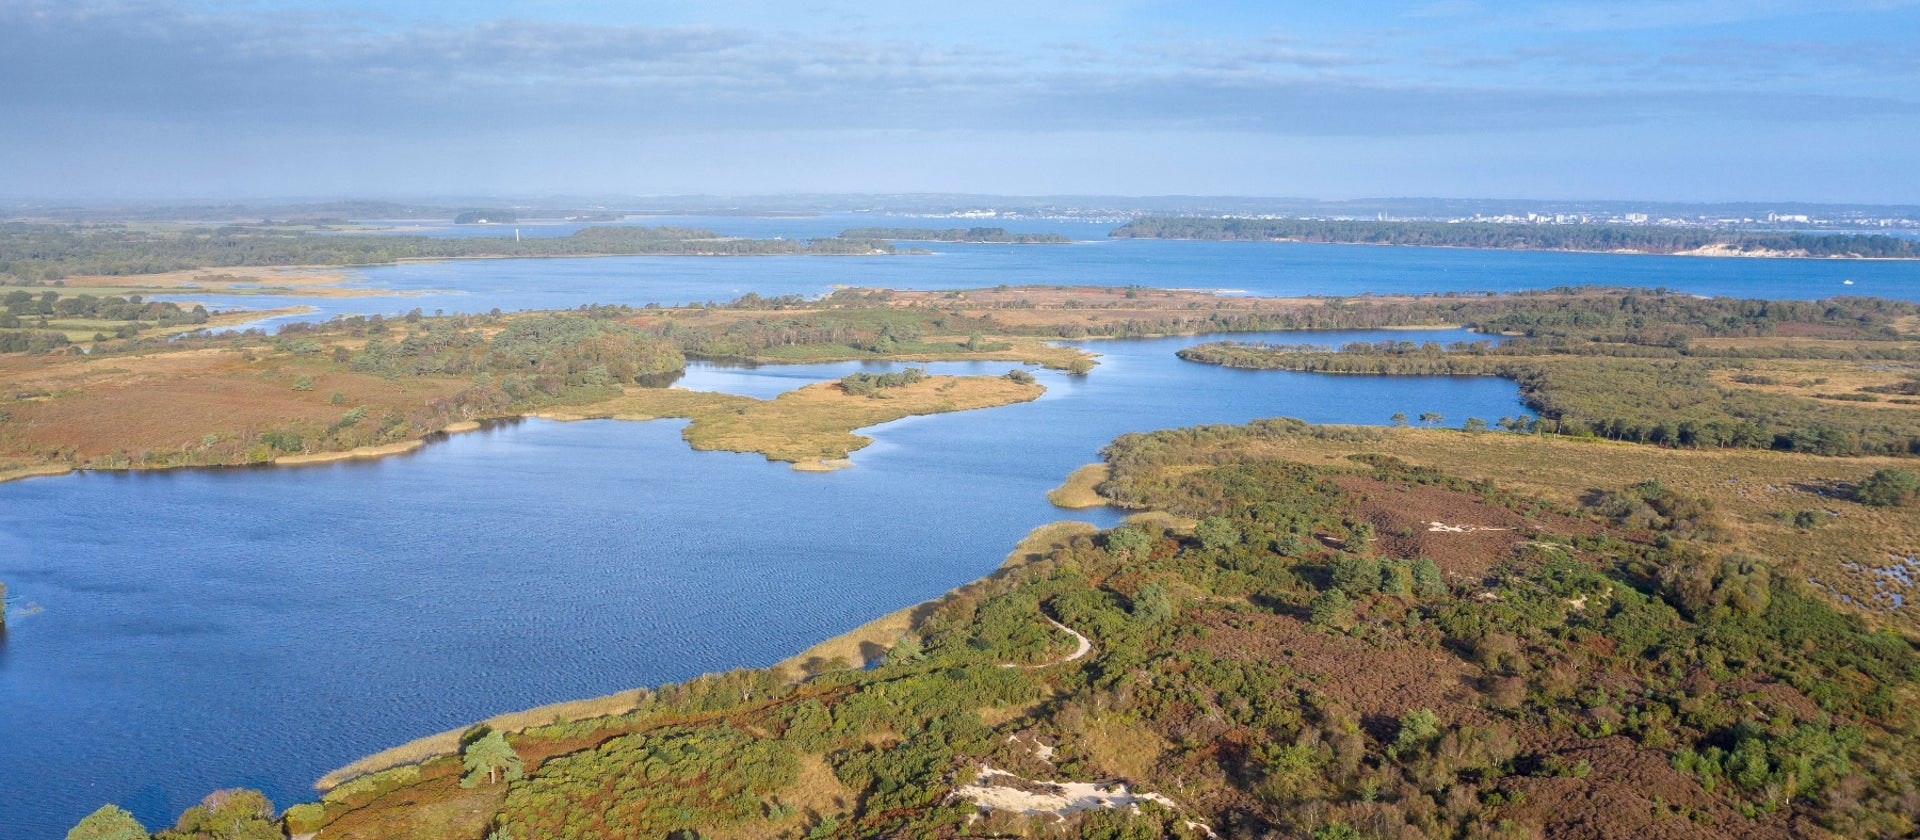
<box><xmin>173</xmin><ymin>214</ymin><xmax>1920</xmax><ymax>327</ymax></box>
<box><xmin>4</xmin><ymin>221</ymin><xmax>1918</xmax><ymax>836</ymax></box>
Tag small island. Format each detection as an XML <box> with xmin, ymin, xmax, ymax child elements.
<box><xmin>839</xmin><ymin>226</ymin><xmax>1072</xmax><ymax>244</ymax></box>
<box><xmin>453</xmin><ymin>209</ymin><xmax>517</xmax><ymax>224</ymax></box>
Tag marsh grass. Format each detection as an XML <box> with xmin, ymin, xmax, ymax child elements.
<box><xmin>1046</xmin><ymin>463</ymin><xmax>1111</xmax><ymax>508</ymax></box>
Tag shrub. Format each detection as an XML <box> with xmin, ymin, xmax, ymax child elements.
<box><xmin>1854</xmin><ymin>468</ymin><xmax>1918</xmax><ymax>507</ymax></box>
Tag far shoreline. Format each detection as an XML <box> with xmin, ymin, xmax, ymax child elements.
<box><xmin>1113</xmin><ymin>234</ymin><xmax>1920</xmax><ymax>261</ymax></box>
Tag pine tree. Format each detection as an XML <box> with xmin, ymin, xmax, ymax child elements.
<box><xmin>461</xmin><ymin>730</ymin><xmax>525</xmax><ymax>787</ymax></box>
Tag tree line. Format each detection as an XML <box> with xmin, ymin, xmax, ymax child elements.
<box><xmin>839</xmin><ymin>227</ymin><xmax>1071</xmax><ymax>244</ymax></box>
<box><xmin>1112</xmin><ymin>217</ymin><xmax>1920</xmax><ymax>258</ymax></box>
<box><xmin>0</xmin><ymin>223</ymin><xmax>894</xmax><ymax>283</ymax></box>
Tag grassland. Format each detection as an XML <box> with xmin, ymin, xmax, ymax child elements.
<box><xmin>544</xmin><ymin>373</ymin><xmax>1045</xmax><ymax>469</ymax></box>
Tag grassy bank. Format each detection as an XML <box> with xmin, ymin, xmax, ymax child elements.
<box><xmin>1046</xmin><ymin>463</ymin><xmax>1111</xmax><ymax>508</ymax></box>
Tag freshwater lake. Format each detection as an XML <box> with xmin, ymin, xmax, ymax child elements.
<box><xmin>3</xmin><ymin>218</ymin><xmax>1919</xmax><ymax>836</ymax></box>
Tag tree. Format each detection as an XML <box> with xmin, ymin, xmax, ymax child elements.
<box><xmin>1105</xmin><ymin>527</ymin><xmax>1152</xmax><ymax>560</ymax></box>
<box><xmin>1391</xmin><ymin>708</ymin><xmax>1442</xmax><ymax>757</ymax></box>
<box><xmin>1132</xmin><ymin>583</ymin><xmax>1175</xmax><ymax>624</ymax></box>
<box><xmin>1410</xmin><ymin>558</ymin><xmax>1446</xmax><ymax>598</ymax></box>
<box><xmin>1854</xmin><ymin>468</ymin><xmax>1919</xmax><ymax>507</ymax></box>
<box><xmin>886</xmin><ymin>635</ymin><xmax>923</xmax><ymax>664</ymax></box>
<box><xmin>1193</xmin><ymin>516</ymin><xmax>1241</xmax><ymax>550</ymax></box>
<box><xmin>1463</xmin><ymin>417</ymin><xmax>1488</xmax><ymax>432</ymax></box>
<box><xmin>163</xmin><ymin>789</ymin><xmax>277</xmax><ymax>840</ymax></box>
<box><xmin>66</xmin><ymin>805</ymin><xmax>148</xmax><ymax>840</ymax></box>
<box><xmin>1309</xmin><ymin>589</ymin><xmax>1354</xmax><ymax>630</ymax></box>
<box><xmin>1418</xmin><ymin>412</ymin><xmax>1443</xmax><ymax>427</ymax></box>
<box><xmin>462</xmin><ymin>729</ymin><xmax>525</xmax><ymax>787</ymax></box>
<box><xmin>1390</xmin><ymin>412</ymin><xmax>1408</xmax><ymax>427</ymax></box>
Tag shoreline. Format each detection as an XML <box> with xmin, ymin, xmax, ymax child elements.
<box><xmin>0</xmin><ymin>373</ymin><xmax>1044</xmax><ymax>485</ymax></box>
<box><xmin>1113</xmin><ymin>235</ymin><xmax>1920</xmax><ymax>261</ymax></box>
<box><xmin>316</xmin><ymin>518</ymin><xmax>1102</xmax><ymax>790</ymax></box>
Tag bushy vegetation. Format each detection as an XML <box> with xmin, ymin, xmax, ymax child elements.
<box><xmin>838</xmin><ymin>366</ymin><xmax>927</xmax><ymax>396</ymax></box>
<box><xmin>1114</xmin><ymin>217</ymin><xmax>1920</xmax><ymax>259</ymax></box>
<box><xmin>1854</xmin><ymin>468</ymin><xmax>1919</xmax><ymax>506</ymax></box>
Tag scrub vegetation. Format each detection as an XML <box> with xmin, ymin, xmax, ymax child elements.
<box><xmin>97</xmin><ymin>417</ymin><xmax>1920</xmax><ymax>839</ymax></box>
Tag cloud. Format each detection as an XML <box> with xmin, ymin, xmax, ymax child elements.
<box><xmin>5</xmin><ymin>0</ymin><xmax>1912</xmax><ymax>142</ymax></box>
<box><xmin>3</xmin><ymin>0</ymin><xmax>1918</xmax><ymax>200</ymax></box>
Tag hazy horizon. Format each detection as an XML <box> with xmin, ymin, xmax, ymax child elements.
<box><xmin>4</xmin><ymin>1</ymin><xmax>1918</xmax><ymax>204</ymax></box>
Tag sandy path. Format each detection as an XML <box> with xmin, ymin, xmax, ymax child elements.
<box><xmin>1004</xmin><ymin>617</ymin><xmax>1093</xmax><ymax>669</ymax></box>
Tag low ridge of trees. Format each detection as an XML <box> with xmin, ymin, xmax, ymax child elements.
<box><xmin>1113</xmin><ymin>217</ymin><xmax>1920</xmax><ymax>259</ymax></box>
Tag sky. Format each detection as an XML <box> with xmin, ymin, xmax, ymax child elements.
<box><xmin>3</xmin><ymin>0</ymin><xmax>1918</xmax><ymax>203</ymax></box>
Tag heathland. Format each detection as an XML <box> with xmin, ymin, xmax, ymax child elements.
<box><xmin>19</xmin><ymin>285</ymin><xmax>1920</xmax><ymax>839</ymax></box>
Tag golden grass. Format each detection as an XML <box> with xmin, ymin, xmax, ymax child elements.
<box><xmin>0</xmin><ymin>462</ymin><xmax>70</xmax><ymax>483</ymax></box>
<box><xmin>558</xmin><ymin>375</ymin><xmax>1044</xmax><ymax>468</ymax></box>
<box><xmin>1707</xmin><ymin>359</ymin><xmax>1920</xmax><ymax>410</ymax></box>
<box><xmin>672</xmin><ymin>376</ymin><xmax>1042</xmax><ymax>468</ymax></box>
<box><xmin>1206</xmin><ymin>426</ymin><xmax>1920</xmax><ymax>634</ymax></box>
<box><xmin>1047</xmin><ymin>463</ymin><xmax>1112</xmax><ymax>508</ymax></box>
<box><xmin>773</xmin><ymin>604</ymin><xmax>920</xmax><ymax>677</ymax></box>
<box><xmin>1123</xmin><ymin>510</ymin><xmax>1199</xmax><ymax>533</ymax></box>
<box><xmin>58</xmin><ymin>266</ymin><xmax>391</xmax><ymax>298</ymax></box>
<box><xmin>1078</xmin><ymin>713</ymin><xmax>1171</xmax><ymax>781</ymax></box>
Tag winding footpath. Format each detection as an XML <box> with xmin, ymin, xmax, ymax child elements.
<box><xmin>1005</xmin><ymin>617</ymin><xmax>1093</xmax><ymax>669</ymax></box>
